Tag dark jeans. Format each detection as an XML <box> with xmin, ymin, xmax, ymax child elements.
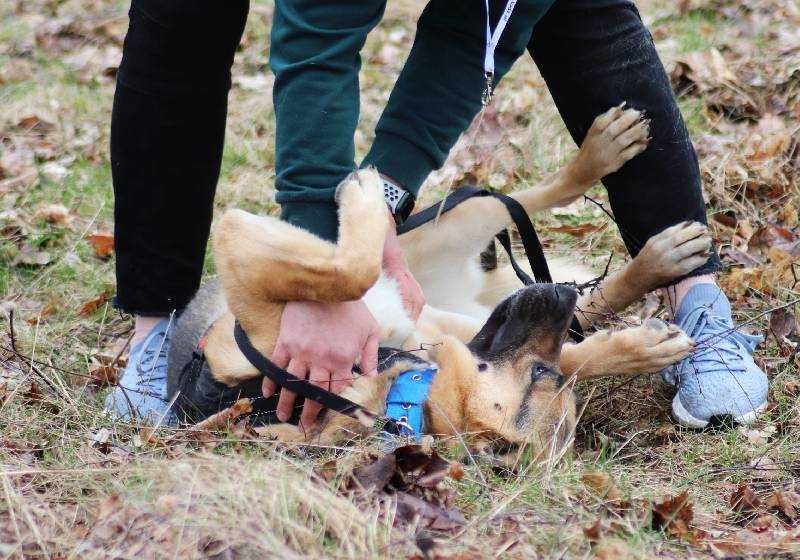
<box><xmin>111</xmin><ymin>0</ymin><xmax>719</xmax><ymax>316</ymax></box>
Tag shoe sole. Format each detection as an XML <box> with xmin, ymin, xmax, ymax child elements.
<box><xmin>671</xmin><ymin>395</ymin><xmax>767</xmax><ymax>429</ymax></box>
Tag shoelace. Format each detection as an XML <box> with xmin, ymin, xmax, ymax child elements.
<box><xmin>676</xmin><ymin>306</ymin><xmax>761</xmax><ymax>376</ymax></box>
<box><xmin>135</xmin><ymin>328</ymin><xmax>170</xmax><ymax>390</ymax></box>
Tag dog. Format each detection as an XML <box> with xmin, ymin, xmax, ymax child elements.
<box><xmin>166</xmin><ymin>104</ymin><xmax>709</xmax><ymax>461</ymax></box>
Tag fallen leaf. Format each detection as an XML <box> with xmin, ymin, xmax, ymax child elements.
<box><xmin>673</xmin><ymin>49</ymin><xmax>737</xmax><ymax>91</ymax></box>
<box><xmin>87</xmin><ymin>233</ymin><xmax>114</xmax><ymax>259</ymax></box>
<box><xmin>21</xmin><ymin>382</ymin><xmax>60</xmax><ymax>414</ymax></box>
<box><xmin>730</xmin><ymin>484</ymin><xmax>763</xmax><ymax>514</ymax></box>
<box><xmin>770</xmin><ymin>308</ymin><xmax>798</xmax><ymax>340</ymax></box>
<box><xmin>352</xmin><ymin>453</ymin><xmax>397</xmax><ymax>492</ymax></box>
<box><xmin>26</xmin><ymin>299</ymin><xmax>58</xmax><ymax>325</ymax></box>
<box><xmin>581</xmin><ymin>471</ymin><xmax>622</xmax><ymax>503</ymax></box>
<box><xmin>91</xmin><ymin>427</ymin><xmax>112</xmax><ymax>454</ymax></box>
<box><xmin>749</xmin><ymin>455</ymin><xmax>783</xmax><ymax>481</ymax></box>
<box><xmin>87</xmin><ymin>364</ymin><xmax>119</xmax><ymax>390</ymax></box>
<box><xmin>652</xmin><ymin>491</ymin><xmax>702</xmax><ymax>543</ymax></box>
<box><xmin>739</xmin><ymin>424</ymin><xmax>777</xmax><ymax>445</ymax></box>
<box><xmin>12</xmin><ymin>115</ymin><xmax>56</xmax><ymax>135</ymax></box>
<box><xmin>583</xmin><ymin>518</ymin><xmax>602</xmax><ymax>544</ymax></box>
<box><xmin>783</xmin><ymin>378</ymin><xmax>800</xmax><ymax>397</ymax></box>
<box><xmin>78</xmin><ymin>293</ymin><xmax>110</xmax><ymax>316</ymax></box>
<box><xmin>749</xmin><ymin>224</ymin><xmax>798</xmax><ymax>253</ymax></box>
<box><xmin>395</xmin><ymin>491</ymin><xmax>465</xmax><ymax>532</ymax></box>
<box><xmin>766</xmin><ymin>490</ymin><xmax>800</xmax><ymax>521</ymax></box>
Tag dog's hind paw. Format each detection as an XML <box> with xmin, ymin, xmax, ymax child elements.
<box><xmin>572</xmin><ymin>102</ymin><xmax>651</xmax><ymax>186</ymax></box>
<box><xmin>631</xmin><ymin>221</ymin><xmax>713</xmax><ymax>289</ymax></box>
<box><xmin>334</xmin><ymin>168</ymin><xmax>384</xmax><ymax>211</ymax></box>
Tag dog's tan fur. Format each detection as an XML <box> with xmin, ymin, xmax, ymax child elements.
<box><xmin>183</xmin><ymin>105</ymin><xmax>709</xmax><ymax>456</ymax></box>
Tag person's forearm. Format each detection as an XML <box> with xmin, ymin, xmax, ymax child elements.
<box><xmin>362</xmin><ymin>0</ymin><xmax>555</xmax><ymax>196</ymax></box>
<box><xmin>271</xmin><ymin>0</ymin><xmax>387</xmax><ymax>241</ymax></box>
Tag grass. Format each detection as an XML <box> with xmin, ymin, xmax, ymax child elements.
<box><xmin>1</xmin><ymin>0</ymin><xmax>799</xmax><ymax>558</ymax></box>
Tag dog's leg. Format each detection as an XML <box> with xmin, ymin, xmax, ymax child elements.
<box><xmin>400</xmin><ymin>104</ymin><xmax>650</xmax><ymax>268</ymax></box>
<box><xmin>204</xmin><ymin>169</ymin><xmax>388</xmax><ymax>386</ymax></box>
<box><xmin>574</xmin><ymin>221</ymin><xmax>711</xmax><ymax>329</ymax></box>
<box><xmin>215</xmin><ymin>169</ymin><xmax>388</xmax><ymax>307</ymax></box>
<box><xmin>561</xmin><ymin>318</ymin><xmax>694</xmax><ymax>380</ymax></box>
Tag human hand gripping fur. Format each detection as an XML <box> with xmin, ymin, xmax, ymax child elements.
<box><xmin>263</xmin><ymin>300</ymin><xmax>380</xmax><ymax>428</ymax></box>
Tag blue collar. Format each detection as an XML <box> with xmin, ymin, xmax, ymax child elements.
<box><xmin>385</xmin><ymin>366</ymin><xmax>438</xmax><ymax>439</ymax></box>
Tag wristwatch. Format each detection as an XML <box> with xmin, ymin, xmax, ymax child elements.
<box><xmin>381</xmin><ymin>174</ymin><xmax>415</xmax><ymax>226</ymax></box>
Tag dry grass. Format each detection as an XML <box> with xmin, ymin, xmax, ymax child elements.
<box><xmin>1</xmin><ymin>0</ymin><xmax>799</xmax><ymax>558</ymax></box>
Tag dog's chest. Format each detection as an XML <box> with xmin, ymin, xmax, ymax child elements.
<box><xmin>363</xmin><ymin>273</ymin><xmax>415</xmax><ymax>347</ymax></box>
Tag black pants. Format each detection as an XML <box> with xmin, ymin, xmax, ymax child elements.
<box><xmin>111</xmin><ymin>0</ymin><xmax>719</xmax><ymax>315</ymax></box>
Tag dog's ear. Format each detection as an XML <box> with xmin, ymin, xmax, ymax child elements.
<box><xmin>468</xmin><ymin>295</ymin><xmax>514</xmax><ymax>356</ymax></box>
<box><xmin>468</xmin><ymin>284</ymin><xmax>577</xmax><ymax>365</ymax></box>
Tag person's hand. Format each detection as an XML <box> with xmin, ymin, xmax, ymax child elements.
<box><xmin>383</xmin><ymin>210</ymin><xmax>425</xmax><ymax>321</ymax></box>
<box><xmin>264</xmin><ymin>299</ymin><xmax>380</xmax><ymax>428</ymax></box>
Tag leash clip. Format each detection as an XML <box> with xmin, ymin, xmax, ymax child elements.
<box><xmin>481</xmin><ymin>72</ymin><xmax>494</xmax><ymax>106</ymax></box>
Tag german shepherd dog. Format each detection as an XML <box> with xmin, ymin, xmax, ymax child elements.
<box><xmin>167</xmin><ymin>105</ymin><xmax>710</xmax><ymax>460</ymax></box>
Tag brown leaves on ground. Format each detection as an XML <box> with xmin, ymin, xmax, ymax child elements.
<box><xmin>730</xmin><ymin>483</ymin><xmax>763</xmax><ymax>514</ymax></box>
<box><xmin>581</xmin><ymin>471</ymin><xmax>623</xmax><ymax>504</ymax></box>
<box><xmin>349</xmin><ymin>445</ymin><xmax>466</xmax><ymax>535</ymax></box>
<box><xmin>730</xmin><ymin>483</ymin><xmax>800</xmax><ymax>524</ymax></box>
<box><xmin>87</xmin><ymin>232</ymin><xmax>115</xmax><ymax>260</ymax></box>
<box><xmin>78</xmin><ymin>292</ymin><xmax>111</xmax><ymax>316</ymax></box>
<box><xmin>651</xmin><ymin>491</ymin><xmax>705</xmax><ymax>544</ymax></box>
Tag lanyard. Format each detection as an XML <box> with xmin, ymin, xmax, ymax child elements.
<box><xmin>482</xmin><ymin>0</ymin><xmax>518</xmax><ymax>105</ymax></box>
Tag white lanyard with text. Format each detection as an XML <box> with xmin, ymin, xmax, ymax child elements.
<box><xmin>482</xmin><ymin>0</ymin><xmax>518</xmax><ymax>106</ymax></box>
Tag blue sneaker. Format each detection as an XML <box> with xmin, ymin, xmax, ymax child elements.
<box><xmin>661</xmin><ymin>284</ymin><xmax>768</xmax><ymax>428</ymax></box>
<box><xmin>104</xmin><ymin>318</ymin><xmax>178</xmax><ymax>426</ymax></box>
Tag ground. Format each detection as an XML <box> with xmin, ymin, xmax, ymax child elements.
<box><xmin>1</xmin><ymin>0</ymin><xmax>799</xmax><ymax>558</ymax></box>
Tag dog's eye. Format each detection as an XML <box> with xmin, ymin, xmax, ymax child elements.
<box><xmin>477</xmin><ymin>362</ymin><xmax>488</xmax><ymax>372</ymax></box>
<box><xmin>532</xmin><ymin>363</ymin><xmax>549</xmax><ymax>381</ymax></box>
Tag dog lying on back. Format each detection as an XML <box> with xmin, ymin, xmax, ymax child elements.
<box><xmin>167</xmin><ymin>105</ymin><xmax>709</xmax><ymax>461</ymax></box>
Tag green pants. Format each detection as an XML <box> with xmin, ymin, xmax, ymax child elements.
<box><xmin>271</xmin><ymin>0</ymin><xmax>555</xmax><ymax>241</ymax></box>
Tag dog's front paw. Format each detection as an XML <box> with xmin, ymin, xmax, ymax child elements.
<box><xmin>631</xmin><ymin>221</ymin><xmax>712</xmax><ymax>289</ymax></box>
<box><xmin>609</xmin><ymin>318</ymin><xmax>694</xmax><ymax>374</ymax></box>
<box><xmin>571</xmin><ymin>102</ymin><xmax>651</xmax><ymax>189</ymax></box>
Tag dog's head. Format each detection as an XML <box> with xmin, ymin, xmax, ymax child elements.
<box><xmin>431</xmin><ymin>284</ymin><xmax>578</xmax><ymax>464</ymax></box>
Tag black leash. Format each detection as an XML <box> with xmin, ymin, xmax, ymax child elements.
<box><xmin>233</xmin><ymin>321</ymin><xmax>410</xmax><ymax>436</ymax></box>
<box><xmin>398</xmin><ymin>185</ymin><xmax>585</xmax><ymax>342</ymax></box>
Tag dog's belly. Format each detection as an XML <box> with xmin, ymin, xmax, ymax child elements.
<box><xmin>363</xmin><ymin>273</ymin><xmax>415</xmax><ymax>347</ymax></box>
<box><xmin>412</xmin><ymin>259</ymin><xmax>490</xmax><ymax>321</ymax></box>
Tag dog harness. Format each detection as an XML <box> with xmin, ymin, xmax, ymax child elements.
<box><xmin>234</xmin><ymin>322</ymin><xmax>437</xmax><ymax>438</ymax></box>
<box><xmin>384</xmin><ymin>366</ymin><xmax>437</xmax><ymax>439</ymax></box>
